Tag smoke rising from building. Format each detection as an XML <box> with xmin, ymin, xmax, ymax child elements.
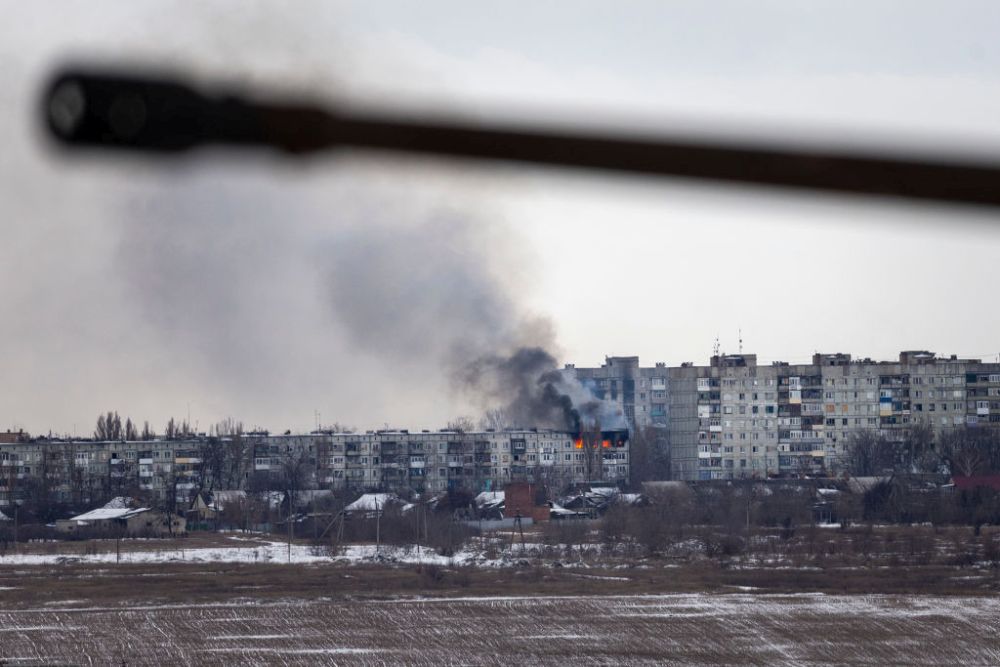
<box><xmin>105</xmin><ymin>168</ymin><xmax>621</xmax><ymax>433</ymax></box>
<box><xmin>322</xmin><ymin>203</ymin><xmax>624</xmax><ymax>431</ymax></box>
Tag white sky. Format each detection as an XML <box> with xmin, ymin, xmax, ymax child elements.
<box><xmin>3</xmin><ymin>1</ymin><xmax>1000</xmax><ymax>434</ymax></box>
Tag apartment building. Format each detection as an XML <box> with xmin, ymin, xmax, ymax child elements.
<box><xmin>270</xmin><ymin>429</ymin><xmax>627</xmax><ymax>494</ymax></box>
<box><xmin>0</xmin><ymin>429</ymin><xmax>630</xmax><ymax>509</ymax></box>
<box><xmin>0</xmin><ymin>439</ymin><xmax>157</xmax><ymax>509</ymax></box>
<box><xmin>562</xmin><ymin>356</ymin><xmax>670</xmax><ymax>429</ymax></box>
<box><xmin>669</xmin><ymin>350</ymin><xmax>1000</xmax><ymax>481</ymax></box>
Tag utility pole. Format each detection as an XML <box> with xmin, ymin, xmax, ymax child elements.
<box><xmin>415</xmin><ymin>501</ymin><xmax>421</xmax><ymax>559</ymax></box>
<box><xmin>375</xmin><ymin>495</ymin><xmax>381</xmax><ymax>557</ymax></box>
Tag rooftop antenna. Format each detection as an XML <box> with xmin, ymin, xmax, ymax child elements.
<box><xmin>713</xmin><ymin>335</ymin><xmax>720</xmax><ymax>357</ymax></box>
<box><xmin>739</xmin><ymin>328</ymin><xmax>743</xmax><ymax>355</ymax></box>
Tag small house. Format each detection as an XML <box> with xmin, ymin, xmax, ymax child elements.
<box><xmin>56</xmin><ymin>498</ymin><xmax>186</xmax><ymax>536</ymax></box>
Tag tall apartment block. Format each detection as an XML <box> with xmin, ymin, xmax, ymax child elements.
<box><xmin>669</xmin><ymin>350</ymin><xmax>1000</xmax><ymax>481</ymax></box>
<box><xmin>562</xmin><ymin>356</ymin><xmax>670</xmax><ymax>429</ymax></box>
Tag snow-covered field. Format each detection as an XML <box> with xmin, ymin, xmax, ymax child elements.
<box><xmin>0</xmin><ymin>540</ymin><xmax>494</xmax><ymax>567</ymax></box>
<box><xmin>0</xmin><ymin>537</ymin><xmax>550</xmax><ymax>567</ymax></box>
<box><xmin>0</xmin><ymin>592</ymin><xmax>998</xmax><ymax>665</ymax></box>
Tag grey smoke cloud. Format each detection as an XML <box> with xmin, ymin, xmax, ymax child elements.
<box><xmin>323</xmin><ymin>208</ymin><xmax>549</xmax><ymax>367</ymax></box>
<box><xmin>107</xmin><ymin>166</ymin><xmax>615</xmax><ymax>433</ymax></box>
<box><xmin>321</xmin><ymin>199</ymin><xmax>618</xmax><ymax>430</ymax></box>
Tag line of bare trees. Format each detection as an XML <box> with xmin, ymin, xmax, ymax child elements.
<box><xmin>91</xmin><ymin>410</ymin><xmax>196</xmax><ymax>442</ymax></box>
<box><xmin>841</xmin><ymin>422</ymin><xmax>1000</xmax><ymax>477</ymax></box>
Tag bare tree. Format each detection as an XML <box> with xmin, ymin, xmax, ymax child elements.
<box><xmin>479</xmin><ymin>407</ymin><xmax>509</xmax><ymax>431</ymax></box>
<box><xmin>95</xmin><ymin>411</ymin><xmax>123</xmax><ymax>441</ymax></box>
<box><xmin>95</xmin><ymin>414</ymin><xmax>108</xmax><ymax>440</ymax></box>
<box><xmin>209</xmin><ymin>419</ymin><xmax>249</xmax><ymax>489</ymax></box>
<box><xmin>279</xmin><ymin>450</ymin><xmax>312</xmax><ymax>515</ymax></box>
<box><xmin>141</xmin><ymin>421</ymin><xmax>156</xmax><ymax>441</ymax></box>
<box><xmin>947</xmin><ymin>441</ymin><xmax>988</xmax><ymax>477</ymax></box>
<box><xmin>124</xmin><ymin>418</ymin><xmax>139</xmax><ymax>442</ymax></box>
<box><xmin>626</xmin><ymin>425</ymin><xmax>670</xmax><ymax>489</ymax></box>
<box><xmin>446</xmin><ymin>416</ymin><xmax>476</xmax><ymax>433</ymax></box>
<box><xmin>843</xmin><ymin>430</ymin><xmax>899</xmax><ymax>476</ymax></box>
<box><xmin>905</xmin><ymin>420</ymin><xmax>938</xmax><ymax>473</ymax></box>
<box><xmin>212</xmin><ymin>417</ymin><xmax>243</xmax><ymax>438</ymax></box>
<box><xmin>941</xmin><ymin>428</ymin><xmax>1000</xmax><ymax>477</ymax></box>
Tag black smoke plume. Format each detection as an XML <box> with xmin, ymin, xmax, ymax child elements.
<box><xmin>322</xmin><ymin>203</ymin><xmax>621</xmax><ymax>431</ymax></box>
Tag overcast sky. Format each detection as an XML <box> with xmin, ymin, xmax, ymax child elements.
<box><xmin>3</xmin><ymin>2</ymin><xmax>1000</xmax><ymax>435</ymax></box>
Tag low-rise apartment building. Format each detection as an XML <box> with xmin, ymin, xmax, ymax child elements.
<box><xmin>0</xmin><ymin>429</ymin><xmax>629</xmax><ymax>509</ymax></box>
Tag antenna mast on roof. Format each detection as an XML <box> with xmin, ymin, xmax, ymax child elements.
<box><xmin>713</xmin><ymin>335</ymin><xmax>720</xmax><ymax>357</ymax></box>
<box><xmin>739</xmin><ymin>328</ymin><xmax>743</xmax><ymax>355</ymax></box>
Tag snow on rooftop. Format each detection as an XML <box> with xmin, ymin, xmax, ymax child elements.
<box><xmin>344</xmin><ymin>493</ymin><xmax>398</xmax><ymax>513</ymax></box>
<box><xmin>550</xmin><ymin>503</ymin><xmax>584</xmax><ymax>516</ymax></box>
<box><xmin>68</xmin><ymin>497</ymin><xmax>148</xmax><ymax>523</ymax></box>
<box><xmin>103</xmin><ymin>496</ymin><xmax>134</xmax><ymax>510</ymax></box>
<box><xmin>0</xmin><ymin>510</ymin><xmax>9</xmax><ymax>521</ymax></box>
<box><xmin>617</xmin><ymin>493</ymin><xmax>643</xmax><ymax>505</ymax></box>
<box><xmin>474</xmin><ymin>491</ymin><xmax>504</xmax><ymax>508</ymax></box>
<box><xmin>69</xmin><ymin>506</ymin><xmax>149</xmax><ymax>523</ymax></box>
<box><xmin>209</xmin><ymin>490</ymin><xmax>247</xmax><ymax>511</ymax></box>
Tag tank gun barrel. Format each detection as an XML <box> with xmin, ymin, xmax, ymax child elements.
<box><xmin>44</xmin><ymin>69</ymin><xmax>1000</xmax><ymax>207</ymax></box>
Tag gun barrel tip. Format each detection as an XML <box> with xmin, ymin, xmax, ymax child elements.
<box><xmin>46</xmin><ymin>74</ymin><xmax>88</xmax><ymax>140</ymax></box>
